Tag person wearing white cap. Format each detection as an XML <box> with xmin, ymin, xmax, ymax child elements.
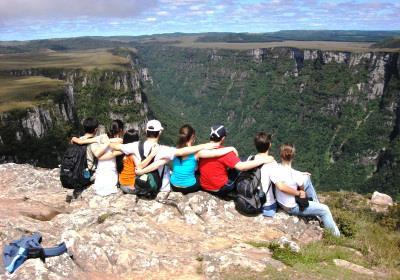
<box><xmin>199</xmin><ymin>124</ymin><xmax>276</xmax><ymax>197</ymax></box>
<box><xmin>110</xmin><ymin>119</ymin><xmax>219</xmax><ymax>192</ymax></box>
<box><xmin>135</xmin><ymin>124</ymin><xmax>239</xmax><ymax>194</ymax></box>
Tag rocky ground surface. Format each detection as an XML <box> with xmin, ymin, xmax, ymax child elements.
<box><xmin>0</xmin><ymin>163</ymin><xmax>325</xmax><ymax>279</ymax></box>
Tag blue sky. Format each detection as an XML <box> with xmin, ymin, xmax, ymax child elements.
<box><xmin>0</xmin><ymin>0</ymin><xmax>399</xmax><ymax>41</ymax></box>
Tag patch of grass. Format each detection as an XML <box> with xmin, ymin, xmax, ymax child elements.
<box><xmin>170</xmin><ymin>37</ymin><xmax>395</xmax><ymax>52</ymax></box>
<box><xmin>0</xmin><ymin>49</ymin><xmax>130</xmax><ymax>71</ymax></box>
<box><xmin>245</xmin><ymin>241</ymin><xmax>270</xmax><ymax>248</ymax></box>
<box><xmin>0</xmin><ymin>75</ymin><xmax>64</xmax><ymax>112</ymax></box>
<box><xmin>97</xmin><ymin>212</ymin><xmax>117</xmax><ymax>224</ymax></box>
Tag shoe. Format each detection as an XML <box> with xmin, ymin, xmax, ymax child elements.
<box><xmin>121</xmin><ymin>186</ymin><xmax>136</xmax><ymax>194</ymax></box>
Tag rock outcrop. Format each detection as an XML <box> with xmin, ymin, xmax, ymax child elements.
<box><xmin>0</xmin><ymin>163</ymin><xmax>323</xmax><ymax>279</ymax></box>
<box><xmin>370</xmin><ymin>191</ymin><xmax>394</xmax><ymax>212</ymax></box>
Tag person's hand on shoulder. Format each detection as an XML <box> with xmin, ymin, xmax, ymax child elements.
<box><xmin>135</xmin><ymin>167</ymin><xmax>144</xmax><ymax>176</ymax></box>
<box><xmin>262</xmin><ymin>155</ymin><xmax>275</xmax><ymax>164</ymax></box>
<box><xmin>101</xmin><ymin>134</ymin><xmax>110</xmax><ymax>145</ymax></box>
<box><xmin>70</xmin><ymin>136</ymin><xmax>79</xmax><ymax>144</ymax></box>
<box><xmin>150</xmin><ymin>143</ymin><xmax>160</xmax><ymax>156</ymax></box>
<box><xmin>228</xmin><ymin>146</ymin><xmax>239</xmax><ymax>156</ymax></box>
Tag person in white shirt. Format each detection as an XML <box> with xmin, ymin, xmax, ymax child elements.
<box><xmin>271</xmin><ymin>143</ymin><xmax>340</xmax><ymax>236</ymax></box>
<box><xmin>252</xmin><ymin>132</ymin><xmax>278</xmax><ymax>217</ymax></box>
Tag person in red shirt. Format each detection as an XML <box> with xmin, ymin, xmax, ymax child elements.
<box><xmin>198</xmin><ymin>125</ymin><xmax>275</xmax><ymax>197</ymax></box>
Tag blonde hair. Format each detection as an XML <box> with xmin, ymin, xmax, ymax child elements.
<box><xmin>280</xmin><ymin>143</ymin><xmax>296</xmax><ymax>162</ymax></box>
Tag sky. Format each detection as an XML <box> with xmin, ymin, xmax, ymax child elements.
<box><xmin>0</xmin><ymin>0</ymin><xmax>399</xmax><ymax>41</ymax></box>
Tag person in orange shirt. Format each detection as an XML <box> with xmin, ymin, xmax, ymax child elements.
<box><xmin>116</xmin><ymin>129</ymin><xmax>159</xmax><ymax>194</ymax></box>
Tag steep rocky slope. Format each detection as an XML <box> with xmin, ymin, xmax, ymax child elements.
<box><xmin>0</xmin><ymin>163</ymin><xmax>323</xmax><ymax>279</ymax></box>
<box><xmin>137</xmin><ymin>45</ymin><xmax>400</xmax><ymax>197</ymax></box>
<box><xmin>0</xmin><ymin>51</ymin><xmax>151</xmax><ymax>167</ymax></box>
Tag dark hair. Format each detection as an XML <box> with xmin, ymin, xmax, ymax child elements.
<box><xmin>109</xmin><ymin>119</ymin><xmax>124</xmax><ymax>138</ymax></box>
<box><xmin>280</xmin><ymin>143</ymin><xmax>296</xmax><ymax>162</ymax></box>
<box><xmin>210</xmin><ymin>134</ymin><xmax>223</xmax><ymax>142</ymax></box>
<box><xmin>116</xmin><ymin>129</ymin><xmax>139</xmax><ymax>174</ymax></box>
<box><xmin>254</xmin><ymin>132</ymin><xmax>272</xmax><ymax>153</ymax></box>
<box><xmin>146</xmin><ymin>130</ymin><xmax>160</xmax><ymax>138</ymax></box>
<box><xmin>177</xmin><ymin>124</ymin><xmax>195</xmax><ymax>148</ymax></box>
<box><xmin>82</xmin><ymin>117</ymin><xmax>99</xmax><ymax>134</ymax></box>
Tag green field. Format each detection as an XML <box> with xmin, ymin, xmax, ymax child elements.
<box><xmin>0</xmin><ymin>76</ymin><xmax>64</xmax><ymax>112</ymax></box>
<box><xmin>170</xmin><ymin>37</ymin><xmax>399</xmax><ymax>52</ymax></box>
<box><xmin>0</xmin><ymin>49</ymin><xmax>132</xmax><ymax>71</ymax></box>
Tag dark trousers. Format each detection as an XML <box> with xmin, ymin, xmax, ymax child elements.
<box><xmin>171</xmin><ymin>182</ymin><xmax>201</xmax><ymax>195</ymax></box>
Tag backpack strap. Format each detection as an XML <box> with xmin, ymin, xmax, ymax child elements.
<box><xmin>41</xmin><ymin>242</ymin><xmax>68</xmax><ymax>258</ymax></box>
<box><xmin>247</xmin><ymin>155</ymin><xmax>255</xmax><ymax>161</ymax></box>
<box><xmin>139</xmin><ymin>141</ymin><xmax>145</xmax><ymax>161</ymax></box>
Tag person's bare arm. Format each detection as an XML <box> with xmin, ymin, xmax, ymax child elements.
<box><xmin>91</xmin><ymin>136</ymin><xmax>111</xmax><ymax>158</ymax></box>
<box><xmin>174</xmin><ymin>142</ymin><xmax>219</xmax><ymax>157</ymax></box>
<box><xmin>275</xmin><ymin>181</ymin><xmax>305</xmax><ymax>197</ymax></box>
<box><xmin>71</xmin><ymin>136</ymin><xmax>97</xmax><ymax>145</ymax></box>
<box><xmin>98</xmin><ymin>150</ymin><xmax>123</xmax><ymax>160</ymax></box>
<box><xmin>234</xmin><ymin>156</ymin><xmax>275</xmax><ymax>171</ymax></box>
<box><xmin>109</xmin><ymin>142</ymin><xmax>122</xmax><ymax>151</ymax></box>
<box><xmin>137</xmin><ymin>144</ymin><xmax>160</xmax><ymax>169</ymax></box>
<box><xmin>135</xmin><ymin>159</ymin><xmax>169</xmax><ymax>175</ymax></box>
<box><xmin>197</xmin><ymin>147</ymin><xmax>238</xmax><ymax>159</ymax></box>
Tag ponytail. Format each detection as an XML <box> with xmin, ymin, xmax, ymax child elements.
<box><xmin>109</xmin><ymin>119</ymin><xmax>124</xmax><ymax>138</ymax></box>
<box><xmin>116</xmin><ymin>129</ymin><xmax>139</xmax><ymax>174</ymax></box>
<box><xmin>176</xmin><ymin>124</ymin><xmax>195</xmax><ymax>148</ymax></box>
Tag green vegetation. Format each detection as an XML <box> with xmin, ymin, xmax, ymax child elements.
<box><xmin>172</xmin><ymin>39</ymin><xmax>376</xmax><ymax>52</ymax></box>
<box><xmin>372</xmin><ymin>37</ymin><xmax>400</xmax><ymax>48</ymax></box>
<box><xmin>137</xmin><ymin>45</ymin><xmax>400</xmax><ymax>198</ymax></box>
<box><xmin>0</xmin><ymin>75</ymin><xmax>64</xmax><ymax>112</ymax></box>
<box><xmin>0</xmin><ymin>49</ymin><xmax>143</xmax><ymax>168</ymax></box>
<box><xmin>234</xmin><ymin>192</ymin><xmax>400</xmax><ymax>279</ymax></box>
<box><xmin>73</xmin><ymin>69</ymin><xmax>145</xmax><ymax>131</ymax></box>
<box><xmin>196</xmin><ymin>30</ymin><xmax>400</xmax><ymax>43</ymax></box>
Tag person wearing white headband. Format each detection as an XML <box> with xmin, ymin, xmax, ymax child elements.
<box><xmin>199</xmin><ymin>124</ymin><xmax>276</xmax><ymax>197</ymax></box>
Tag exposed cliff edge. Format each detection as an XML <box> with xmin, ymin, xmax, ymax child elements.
<box><xmin>0</xmin><ymin>163</ymin><xmax>324</xmax><ymax>279</ymax></box>
<box><xmin>0</xmin><ymin>53</ymin><xmax>151</xmax><ymax>167</ymax></box>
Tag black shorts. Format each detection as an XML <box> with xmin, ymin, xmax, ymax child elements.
<box><xmin>171</xmin><ymin>181</ymin><xmax>201</xmax><ymax>195</ymax></box>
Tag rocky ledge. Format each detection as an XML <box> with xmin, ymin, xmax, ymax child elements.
<box><xmin>0</xmin><ymin>163</ymin><xmax>323</xmax><ymax>279</ymax></box>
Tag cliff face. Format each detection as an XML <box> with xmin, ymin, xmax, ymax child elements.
<box><xmin>136</xmin><ymin>45</ymin><xmax>400</xmax><ymax>196</ymax></box>
<box><xmin>0</xmin><ymin>56</ymin><xmax>151</xmax><ymax>167</ymax></box>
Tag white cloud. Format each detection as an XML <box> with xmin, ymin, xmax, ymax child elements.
<box><xmin>146</xmin><ymin>17</ymin><xmax>157</xmax><ymax>21</ymax></box>
<box><xmin>189</xmin><ymin>5</ymin><xmax>201</xmax><ymax>11</ymax></box>
<box><xmin>205</xmin><ymin>10</ymin><xmax>215</xmax><ymax>15</ymax></box>
<box><xmin>157</xmin><ymin>11</ymin><xmax>169</xmax><ymax>16</ymax></box>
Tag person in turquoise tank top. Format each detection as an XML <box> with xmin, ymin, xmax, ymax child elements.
<box><xmin>135</xmin><ymin>124</ymin><xmax>238</xmax><ymax>194</ymax></box>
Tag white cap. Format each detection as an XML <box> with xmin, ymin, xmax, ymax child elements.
<box><xmin>146</xmin><ymin>119</ymin><xmax>164</xmax><ymax>132</ymax></box>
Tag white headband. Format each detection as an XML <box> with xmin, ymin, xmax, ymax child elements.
<box><xmin>210</xmin><ymin>125</ymin><xmax>224</xmax><ymax>137</ymax></box>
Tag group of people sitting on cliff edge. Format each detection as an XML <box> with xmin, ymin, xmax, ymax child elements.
<box><xmin>62</xmin><ymin>117</ymin><xmax>340</xmax><ymax>236</ymax></box>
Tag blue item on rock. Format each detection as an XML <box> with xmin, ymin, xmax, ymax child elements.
<box><xmin>2</xmin><ymin>232</ymin><xmax>68</xmax><ymax>274</ymax></box>
<box><xmin>262</xmin><ymin>202</ymin><xmax>277</xmax><ymax>217</ymax></box>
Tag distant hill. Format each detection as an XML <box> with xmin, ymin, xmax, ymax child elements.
<box><xmin>372</xmin><ymin>37</ymin><xmax>400</xmax><ymax>48</ymax></box>
<box><xmin>196</xmin><ymin>30</ymin><xmax>400</xmax><ymax>43</ymax></box>
<box><xmin>2</xmin><ymin>31</ymin><xmax>400</xmax><ymax>54</ymax></box>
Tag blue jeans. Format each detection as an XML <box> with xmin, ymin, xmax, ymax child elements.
<box><xmin>304</xmin><ymin>176</ymin><xmax>319</xmax><ymax>202</ymax></box>
<box><xmin>212</xmin><ymin>180</ymin><xmax>236</xmax><ymax>196</ymax></box>
<box><xmin>289</xmin><ymin>201</ymin><xmax>340</xmax><ymax>236</ymax></box>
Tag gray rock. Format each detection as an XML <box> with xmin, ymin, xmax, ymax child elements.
<box><xmin>0</xmin><ymin>163</ymin><xmax>323</xmax><ymax>279</ymax></box>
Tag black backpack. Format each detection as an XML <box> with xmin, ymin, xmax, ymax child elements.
<box><xmin>133</xmin><ymin>141</ymin><xmax>165</xmax><ymax>199</ymax></box>
<box><xmin>60</xmin><ymin>144</ymin><xmax>91</xmax><ymax>189</ymax></box>
<box><xmin>234</xmin><ymin>156</ymin><xmax>266</xmax><ymax>215</ymax></box>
